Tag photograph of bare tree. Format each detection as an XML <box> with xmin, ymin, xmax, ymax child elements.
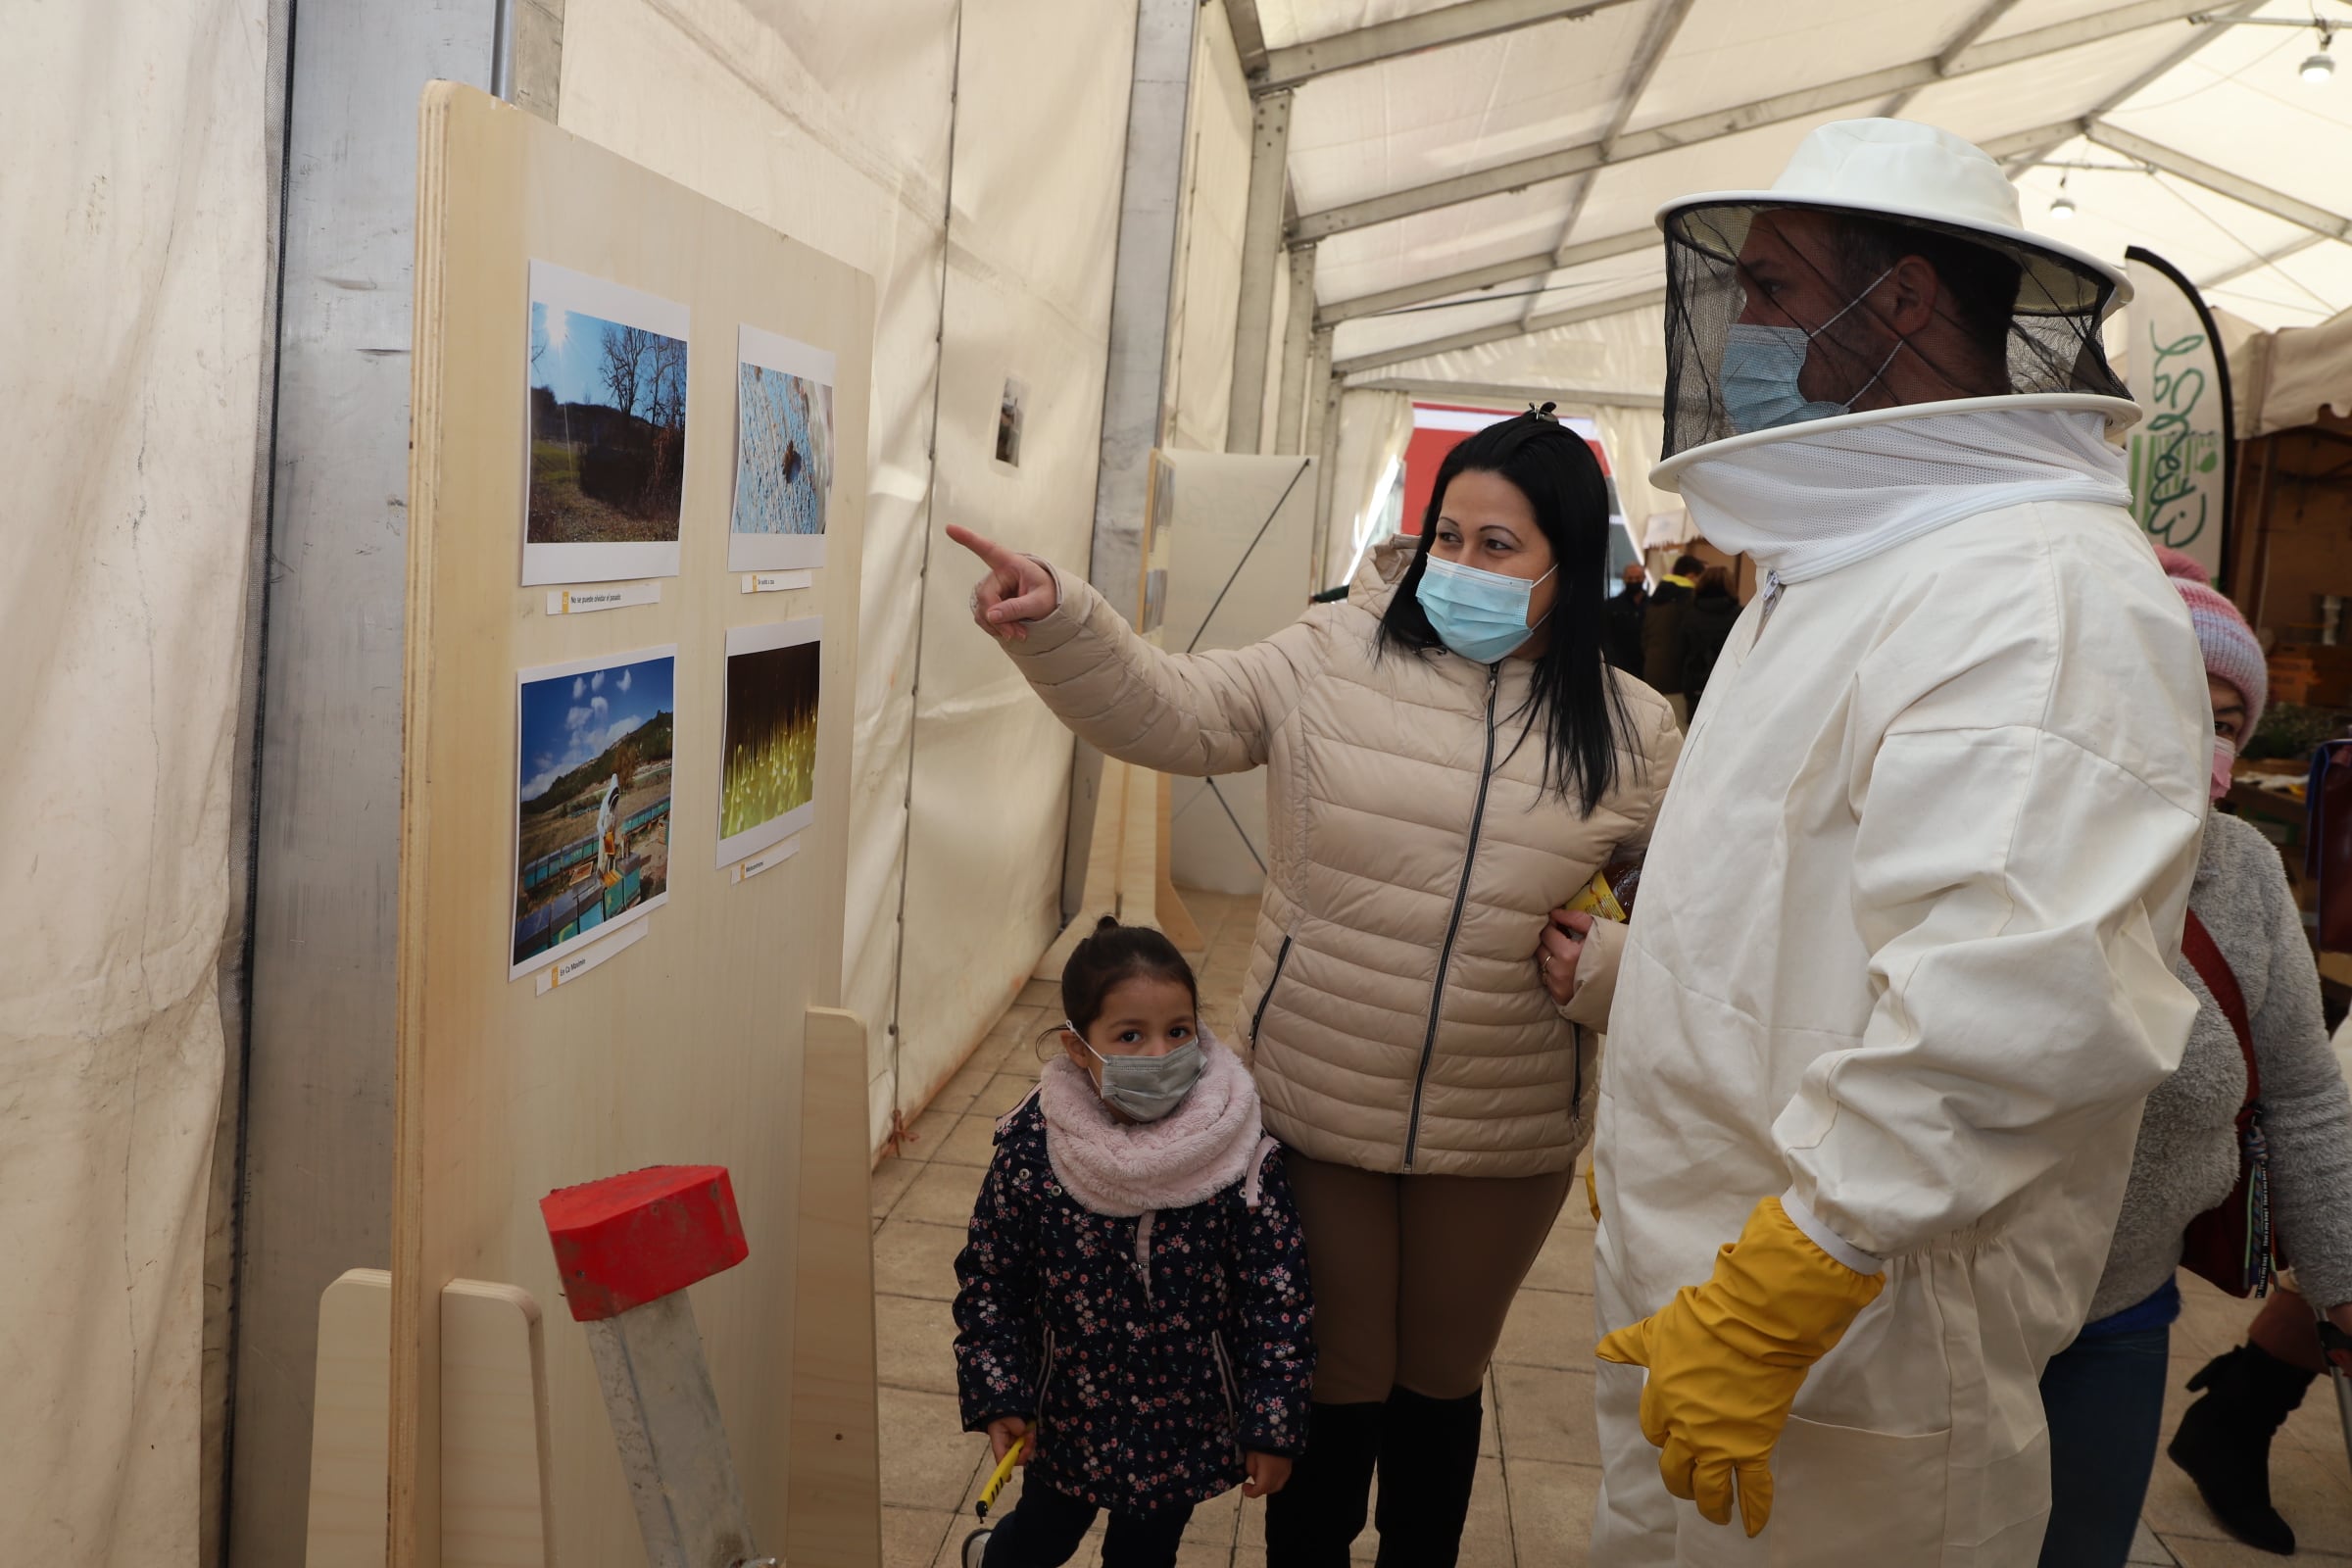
<box><xmin>522</xmin><ymin>262</ymin><xmax>691</xmax><ymax>584</ymax></box>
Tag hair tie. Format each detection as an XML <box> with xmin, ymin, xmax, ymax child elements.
<box><xmin>1525</xmin><ymin>401</ymin><xmax>1559</xmax><ymax>421</ymax></box>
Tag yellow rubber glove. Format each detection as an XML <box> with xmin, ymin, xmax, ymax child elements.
<box><xmin>1594</xmin><ymin>1196</ymin><xmax>1885</xmax><ymax>1537</ymax></box>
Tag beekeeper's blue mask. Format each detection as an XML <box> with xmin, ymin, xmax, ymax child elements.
<box><xmin>1720</xmin><ymin>265</ymin><xmax>1899</xmax><ymax>434</ymax></box>
<box><xmin>1416</xmin><ymin>555</ymin><xmax>1555</xmax><ymax>664</ymax></box>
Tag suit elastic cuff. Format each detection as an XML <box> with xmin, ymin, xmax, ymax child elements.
<box><xmin>1781</xmin><ymin>1189</ymin><xmax>1882</xmax><ymax>1275</ymax></box>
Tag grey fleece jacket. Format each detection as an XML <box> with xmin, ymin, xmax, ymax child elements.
<box><xmin>2089</xmin><ymin>809</ymin><xmax>2352</xmax><ymax>1321</ymax></box>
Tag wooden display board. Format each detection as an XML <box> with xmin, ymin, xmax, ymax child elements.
<box><xmin>394</xmin><ymin>84</ymin><xmax>877</xmax><ymax>1566</ymax></box>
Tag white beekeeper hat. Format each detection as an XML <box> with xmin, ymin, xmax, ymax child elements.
<box><xmin>1660</xmin><ymin>119</ymin><xmax>2130</xmax><ymax>315</ymax></box>
<box><xmin>1650</xmin><ymin>118</ymin><xmax>2139</xmax><ymax>482</ymax></box>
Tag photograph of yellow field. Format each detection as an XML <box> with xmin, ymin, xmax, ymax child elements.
<box><xmin>716</xmin><ymin>617</ymin><xmax>821</xmax><ymax>868</ymax></box>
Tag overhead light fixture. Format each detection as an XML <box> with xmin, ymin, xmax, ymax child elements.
<box><xmin>2050</xmin><ymin>172</ymin><xmax>2077</xmax><ymax>221</ymax></box>
<box><xmin>2304</xmin><ymin>48</ymin><xmax>2335</xmax><ymax>82</ymax></box>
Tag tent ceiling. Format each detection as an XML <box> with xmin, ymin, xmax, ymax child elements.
<box><xmin>1254</xmin><ymin>0</ymin><xmax>2352</xmax><ymax>388</ymax></box>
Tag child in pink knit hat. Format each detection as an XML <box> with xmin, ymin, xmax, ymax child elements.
<box><xmin>2154</xmin><ymin>546</ymin><xmax>2266</xmax><ymax>801</ymax></box>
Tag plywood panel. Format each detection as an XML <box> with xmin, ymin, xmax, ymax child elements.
<box><xmin>394</xmin><ymin>84</ymin><xmax>875</xmax><ymax>1567</ymax></box>
<box><xmin>440</xmin><ymin>1283</ymin><xmax>554</xmax><ymax>1568</ymax></box>
<box><xmin>305</xmin><ymin>1270</ymin><xmax>392</xmax><ymax>1568</ymax></box>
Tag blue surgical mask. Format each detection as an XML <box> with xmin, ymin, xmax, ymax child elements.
<box><xmin>1416</xmin><ymin>555</ymin><xmax>1556</xmax><ymax>664</ymax></box>
<box><xmin>1719</xmin><ymin>266</ymin><xmax>1901</xmax><ymax>436</ymax></box>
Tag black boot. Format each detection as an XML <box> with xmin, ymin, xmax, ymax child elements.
<box><xmin>1372</xmin><ymin>1386</ymin><xmax>1484</xmax><ymax>1568</ymax></box>
<box><xmin>2167</xmin><ymin>1343</ymin><xmax>2318</xmax><ymax>1555</ymax></box>
<box><xmin>1264</xmin><ymin>1400</ymin><xmax>1384</xmax><ymax>1568</ymax></box>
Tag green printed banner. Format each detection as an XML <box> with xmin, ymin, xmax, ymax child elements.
<box><xmin>2124</xmin><ymin>245</ymin><xmax>2234</xmax><ymax>585</ymax></box>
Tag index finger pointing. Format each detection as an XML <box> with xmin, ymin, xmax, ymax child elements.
<box><xmin>945</xmin><ymin>523</ymin><xmax>1019</xmax><ymax>575</ymax></box>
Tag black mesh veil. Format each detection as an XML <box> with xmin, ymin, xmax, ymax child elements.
<box><xmin>1660</xmin><ymin>199</ymin><xmax>2130</xmax><ymax>465</ymax></box>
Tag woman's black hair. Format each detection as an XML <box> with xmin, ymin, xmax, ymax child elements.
<box><xmin>1375</xmin><ymin>410</ymin><xmax>1637</xmax><ymax>814</ymax></box>
<box><xmin>1058</xmin><ymin>915</ymin><xmax>1199</xmax><ymax>1038</ymax></box>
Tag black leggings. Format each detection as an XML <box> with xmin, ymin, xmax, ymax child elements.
<box><xmin>982</xmin><ymin>1477</ymin><xmax>1195</xmax><ymax>1568</ymax></box>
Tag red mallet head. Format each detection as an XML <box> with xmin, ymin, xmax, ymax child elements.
<box><xmin>539</xmin><ymin>1164</ymin><xmax>750</xmax><ymax>1322</ymax></box>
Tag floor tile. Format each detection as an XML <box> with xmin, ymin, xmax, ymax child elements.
<box><xmin>2129</xmin><ymin>1518</ymin><xmax>2178</xmax><ymax>1564</ymax></box>
<box><xmin>1501</xmin><ymin>1456</ymin><xmax>1600</xmax><ymax>1561</ymax></box>
<box><xmin>873</xmin><ymin>1217</ymin><xmax>968</xmax><ymax>1301</ymax></box>
<box><xmin>882</xmin><ymin>1385</ymin><xmax>986</xmax><ymax>1511</ymax></box>
<box><xmin>1494</xmin><ymin>1288</ymin><xmax>1594</xmax><ymax>1370</ymax></box>
<box><xmin>876</xmin><ymin>1291</ymin><xmax>961</xmax><ymax>1396</ymax></box>
<box><xmin>871</xmin><ymin>1154</ymin><xmax>920</xmax><ymax>1220</ymax></box>
<box><xmin>899</xmin><ymin>1159</ymin><xmax>990</xmax><ymax>1228</ymax></box>
<box><xmin>2163</xmin><ymin>1533</ymin><xmax>2352</xmax><ymax>1565</ymax></box>
<box><xmin>885</xmin><ymin>1505</ymin><xmax>959</xmax><ymax>1568</ymax></box>
<box><xmin>1494</xmin><ymin>1362</ymin><xmax>1600</xmax><ymax>1467</ymax></box>
<box><xmin>1521</xmin><ymin>1227</ymin><xmax>1595</xmax><ymax>1296</ymax></box>
<box><xmin>976</xmin><ymin>1069</ymin><xmax>1047</xmax><ymax>1120</ymax></box>
<box><xmin>937</xmin><ymin>1110</ymin><xmax>1003</xmax><ymax>1169</ymax></box>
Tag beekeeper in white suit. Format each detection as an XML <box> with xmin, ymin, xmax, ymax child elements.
<box><xmin>1588</xmin><ymin>119</ymin><xmax>2211</xmax><ymax>1565</ymax></box>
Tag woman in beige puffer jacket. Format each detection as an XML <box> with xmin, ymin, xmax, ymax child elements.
<box><xmin>952</xmin><ymin>411</ymin><xmax>1679</xmax><ymax>1567</ymax></box>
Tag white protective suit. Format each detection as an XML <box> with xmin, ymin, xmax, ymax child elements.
<box><xmin>1592</xmin><ymin>485</ymin><xmax>2210</xmax><ymax>1564</ymax></box>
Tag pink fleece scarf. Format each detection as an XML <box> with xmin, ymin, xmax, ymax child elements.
<box><xmin>1036</xmin><ymin>1034</ymin><xmax>1266</xmax><ymax>1217</ymax></box>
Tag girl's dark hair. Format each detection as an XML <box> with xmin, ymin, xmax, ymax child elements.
<box><xmin>1375</xmin><ymin>411</ymin><xmax>1636</xmax><ymax>813</ymax></box>
<box><xmin>1059</xmin><ymin>915</ymin><xmax>1199</xmax><ymax>1037</ymax></box>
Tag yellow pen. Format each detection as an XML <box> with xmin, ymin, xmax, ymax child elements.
<box><xmin>976</xmin><ymin>1434</ymin><xmax>1029</xmax><ymax>1520</ymax></box>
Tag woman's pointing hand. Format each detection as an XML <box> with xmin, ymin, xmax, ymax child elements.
<box><xmin>948</xmin><ymin>523</ymin><xmax>1058</xmax><ymax>642</ymax></box>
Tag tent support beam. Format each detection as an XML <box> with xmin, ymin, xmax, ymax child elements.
<box><xmin>2199</xmin><ymin>232</ymin><xmax>2328</xmax><ymax>290</ymax></box>
<box><xmin>1315</xmin><ymin>227</ymin><xmax>1653</xmax><ymax>327</ymax></box>
<box><xmin>2083</xmin><ymin>120</ymin><xmax>2352</xmax><ymax>241</ymax></box>
<box><xmin>1254</xmin><ymin>0</ymin><xmax>1642</xmax><ymax>93</ymax></box>
<box><xmin>1334</xmin><ymin>284</ymin><xmax>1668</xmax><ymax>376</ymax></box>
<box><xmin>1228</xmin><ymin>90</ymin><xmax>1294</xmax><ymax>453</ymax></box>
<box><xmin>1353</xmin><ymin>376</ymin><xmax>1665</xmax><ymax>410</ymax></box>
<box><xmin>1884</xmin><ymin>0</ymin><xmax>2029</xmax><ymax>118</ymax></box>
<box><xmin>1520</xmin><ymin>0</ymin><xmax>1695</xmax><ymax>330</ymax></box>
<box><xmin>1222</xmin><ymin>0</ymin><xmax>1268</xmax><ymax>75</ymax></box>
<box><xmin>1319</xmin><ymin>124</ymin><xmax>2069</xmax><ymax>380</ymax></box>
<box><xmin>1276</xmin><ymin>245</ymin><xmax>1318</xmax><ymax>451</ymax></box>
<box><xmin>1996</xmin><ymin>0</ymin><xmax>2262</xmax><ymax>175</ymax></box>
<box><xmin>1290</xmin><ymin>0</ymin><xmax>2225</xmax><ymax>243</ymax></box>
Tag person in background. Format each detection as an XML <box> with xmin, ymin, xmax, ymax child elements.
<box><xmin>1641</xmin><ymin>554</ymin><xmax>1703</xmax><ymax>724</ymax></box>
<box><xmin>949</xmin><ymin>408</ymin><xmax>1681</xmax><ymax>1566</ymax></box>
<box><xmin>1604</xmin><ymin>562</ymin><xmax>1649</xmax><ymax>673</ymax></box>
<box><xmin>2026</xmin><ymin>550</ymin><xmax>2352</xmax><ymax>1563</ymax></box>
<box><xmin>1676</xmin><ymin>566</ymin><xmax>1740</xmax><ymax>716</ymax></box>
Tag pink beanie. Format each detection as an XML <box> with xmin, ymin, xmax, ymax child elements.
<box><xmin>2155</xmin><ymin>546</ymin><xmax>2266</xmax><ymax>735</ymax></box>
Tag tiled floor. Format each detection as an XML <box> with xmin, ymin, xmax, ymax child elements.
<box><xmin>868</xmin><ymin>890</ymin><xmax>2352</xmax><ymax>1566</ymax></box>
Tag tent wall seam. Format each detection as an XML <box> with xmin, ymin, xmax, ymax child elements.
<box><xmin>884</xmin><ymin>0</ymin><xmax>968</xmax><ymax>1156</ymax></box>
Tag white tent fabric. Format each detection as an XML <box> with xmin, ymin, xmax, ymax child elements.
<box><xmin>2242</xmin><ymin>305</ymin><xmax>2352</xmax><ymax>434</ymax></box>
<box><xmin>1</xmin><ymin>0</ymin><xmax>270</xmax><ymax>1558</ymax></box>
<box><xmin>1325</xmin><ymin>388</ymin><xmax>1414</xmax><ymax>584</ymax></box>
<box><xmin>1280</xmin><ymin>0</ymin><xmax>2352</xmax><ymax>480</ymax></box>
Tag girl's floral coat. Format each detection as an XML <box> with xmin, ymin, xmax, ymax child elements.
<box><xmin>952</xmin><ymin>1097</ymin><xmax>1314</xmax><ymax>1516</ymax></box>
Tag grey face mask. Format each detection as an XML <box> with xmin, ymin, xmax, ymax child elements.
<box><xmin>1069</xmin><ymin>1020</ymin><xmax>1206</xmax><ymax>1123</ymax></box>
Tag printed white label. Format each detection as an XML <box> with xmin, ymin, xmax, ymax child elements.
<box><xmin>728</xmin><ymin>835</ymin><xmax>802</xmax><ymax>884</ymax></box>
<box><xmin>740</xmin><ymin>570</ymin><xmax>815</xmax><ymax>594</ymax></box>
<box><xmin>546</xmin><ymin>581</ymin><xmax>661</xmax><ymax>615</ymax></box>
<box><xmin>534</xmin><ymin>918</ymin><xmax>649</xmax><ymax>994</ymax></box>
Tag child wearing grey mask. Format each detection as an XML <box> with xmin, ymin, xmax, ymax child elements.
<box><xmin>953</xmin><ymin>916</ymin><xmax>1315</xmax><ymax>1568</ymax></box>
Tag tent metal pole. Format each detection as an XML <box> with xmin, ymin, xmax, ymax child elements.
<box><xmin>1255</xmin><ymin>0</ymin><xmax>1642</xmax><ymax>92</ymax></box>
<box><xmin>1064</xmin><ymin>0</ymin><xmax>1200</xmax><ymax>922</ymax></box>
<box><xmin>1333</xmin><ymin>285</ymin><xmax>1668</xmax><ymax>377</ymax></box>
<box><xmin>1275</xmin><ymin>245</ymin><xmax>1318</xmax><ymax>452</ymax></box>
<box><xmin>1228</xmin><ymin>89</ymin><xmax>1294</xmax><ymax>453</ymax></box>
